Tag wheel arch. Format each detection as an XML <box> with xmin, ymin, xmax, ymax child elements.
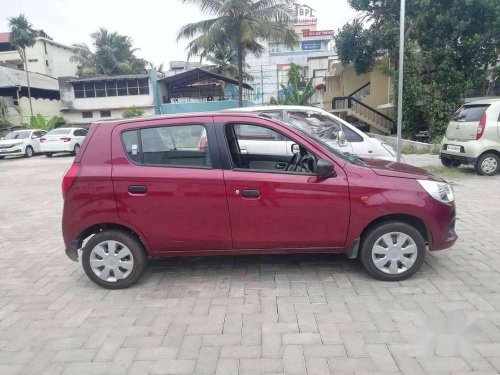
<box><xmin>478</xmin><ymin>149</ymin><xmax>500</xmax><ymax>159</ymax></box>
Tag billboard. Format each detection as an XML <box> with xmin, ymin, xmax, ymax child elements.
<box><xmin>303</xmin><ymin>30</ymin><xmax>335</xmax><ymax>38</ymax></box>
<box><xmin>301</xmin><ymin>41</ymin><xmax>322</xmax><ymax>51</ymax></box>
<box><xmin>294</xmin><ymin>3</ymin><xmax>317</xmax><ymax>25</ymax></box>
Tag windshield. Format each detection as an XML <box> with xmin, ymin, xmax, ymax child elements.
<box><xmin>4</xmin><ymin>130</ymin><xmax>31</xmax><ymax>140</ymax></box>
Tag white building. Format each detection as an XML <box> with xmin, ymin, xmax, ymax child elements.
<box><xmin>58</xmin><ymin>74</ymin><xmax>155</xmax><ymax>126</ymax></box>
<box><xmin>246</xmin><ymin>3</ymin><xmax>335</xmax><ymax>107</ymax></box>
<box><xmin>0</xmin><ymin>31</ymin><xmax>78</xmax><ymax>78</ymax></box>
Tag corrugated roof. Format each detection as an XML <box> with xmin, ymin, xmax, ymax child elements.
<box><xmin>0</xmin><ymin>66</ymin><xmax>59</xmax><ymax>91</ymax></box>
<box><xmin>0</xmin><ymin>32</ymin><xmax>10</xmax><ymax>44</ymax></box>
<box><xmin>69</xmin><ymin>73</ymin><xmax>149</xmax><ymax>83</ymax></box>
<box><xmin>159</xmin><ymin>68</ymin><xmax>253</xmax><ymax>90</ymax></box>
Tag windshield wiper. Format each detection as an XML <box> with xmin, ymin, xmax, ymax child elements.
<box><xmin>343</xmin><ymin>152</ymin><xmax>367</xmax><ymax>166</ymax></box>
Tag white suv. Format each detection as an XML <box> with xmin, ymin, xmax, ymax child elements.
<box><xmin>0</xmin><ymin>129</ymin><xmax>47</xmax><ymax>159</ymax></box>
<box><xmin>225</xmin><ymin>106</ymin><xmax>397</xmax><ymax>161</ymax></box>
<box><xmin>40</xmin><ymin>128</ymin><xmax>88</xmax><ymax>157</ymax></box>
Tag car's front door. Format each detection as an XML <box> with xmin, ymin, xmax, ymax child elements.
<box><xmin>111</xmin><ymin>117</ymin><xmax>232</xmax><ymax>253</ymax></box>
<box><xmin>31</xmin><ymin>131</ymin><xmax>45</xmax><ymax>152</ymax></box>
<box><xmin>215</xmin><ymin>116</ymin><xmax>350</xmax><ymax>250</ymax></box>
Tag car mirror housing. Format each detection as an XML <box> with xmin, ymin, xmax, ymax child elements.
<box><xmin>291</xmin><ymin>143</ymin><xmax>300</xmax><ymax>154</ymax></box>
<box><xmin>316</xmin><ymin>159</ymin><xmax>336</xmax><ymax>178</ymax></box>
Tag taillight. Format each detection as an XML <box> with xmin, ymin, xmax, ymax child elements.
<box><xmin>60</xmin><ymin>137</ymin><xmax>72</xmax><ymax>142</ymax></box>
<box><xmin>199</xmin><ymin>136</ymin><xmax>208</xmax><ymax>152</ymax></box>
<box><xmin>40</xmin><ymin>137</ymin><xmax>46</xmax><ymax>143</ymax></box>
<box><xmin>476</xmin><ymin>113</ymin><xmax>486</xmax><ymax>140</ymax></box>
<box><xmin>62</xmin><ymin>163</ymin><xmax>80</xmax><ymax>198</ymax></box>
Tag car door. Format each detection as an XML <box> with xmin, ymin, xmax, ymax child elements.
<box><xmin>111</xmin><ymin>117</ymin><xmax>232</xmax><ymax>253</ymax></box>
<box><xmin>215</xmin><ymin>115</ymin><xmax>350</xmax><ymax>250</ymax></box>
<box><xmin>31</xmin><ymin>131</ymin><xmax>45</xmax><ymax>152</ymax></box>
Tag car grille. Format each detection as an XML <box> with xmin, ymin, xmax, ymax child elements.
<box><xmin>0</xmin><ymin>144</ymin><xmax>14</xmax><ymax>149</ymax></box>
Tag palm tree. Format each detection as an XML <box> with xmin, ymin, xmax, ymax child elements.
<box><xmin>71</xmin><ymin>28</ymin><xmax>146</xmax><ymax>76</ymax></box>
<box><xmin>177</xmin><ymin>0</ymin><xmax>298</xmax><ymax>107</ymax></box>
<box><xmin>198</xmin><ymin>43</ymin><xmax>252</xmax><ymax>81</ymax></box>
<box><xmin>270</xmin><ymin>63</ymin><xmax>317</xmax><ymax>105</ymax></box>
<box><xmin>8</xmin><ymin>14</ymin><xmax>37</xmax><ymax>117</ymax></box>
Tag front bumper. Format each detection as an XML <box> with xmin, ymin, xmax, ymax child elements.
<box><xmin>0</xmin><ymin>148</ymin><xmax>24</xmax><ymax>156</ymax></box>
<box><xmin>65</xmin><ymin>240</ymin><xmax>80</xmax><ymax>262</ymax></box>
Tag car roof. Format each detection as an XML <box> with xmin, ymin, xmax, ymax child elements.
<box><xmin>464</xmin><ymin>98</ymin><xmax>500</xmax><ymax>106</ymax></box>
<box><xmin>224</xmin><ymin>105</ymin><xmax>325</xmax><ymax>113</ymax></box>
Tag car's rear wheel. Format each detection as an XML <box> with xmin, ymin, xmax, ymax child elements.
<box><xmin>45</xmin><ymin>153</ymin><xmax>53</xmax><ymax>158</ymax></box>
<box><xmin>441</xmin><ymin>157</ymin><xmax>460</xmax><ymax>168</ymax></box>
<box><xmin>25</xmin><ymin>146</ymin><xmax>34</xmax><ymax>158</ymax></box>
<box><xmin>73</xmin><ymin>144</ymin><xmax>80</xmax><ymax>156</ymax></box>
<box><xmin>360</xmin><ymin>221</ymin><xmax>426</xmax><ymax>281</ymax></box>
<box><xmin>82</xmin><ymin>230</ymin><xmax>147</xmax><ymax>289</ymax></box>
<box><xmin>475</xmin><ymin>153</ymin><xmax>499</xmax><ymax>176</ymax></box>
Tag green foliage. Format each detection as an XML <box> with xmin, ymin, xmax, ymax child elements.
<box><xmin>8</xmin><ymin>14</ymin><xmax>37</xmax><ymax>60</ymax></box>
<box><xmin>177</xmin><ymin>0</ymin><xmax>299</xmax><ymax>106</ymax></box>
<box><xmin>269</xmin><ymin>64</ymin><xmax>317</xmax><ymax>105</ymax></box>
<box><xmin>335</xmin><ymin>0</ymin><xmax>500</xmax><ymax>138</ymax></box>
<box><xmin>122</xmin><ymin>107</ymin><xmax>144</xmax><ymax>119</ymax></box>
<box><xmin>203</xmin><ymin>44</ymin><xmax>252</xmax><ymax>81</ymax></box>
<box><xmin>29</xmin><ymin>114</ymin><xmax>67</xmax><ymax>131</ymax></box>
<box><xmin>71</xmin><ymin>28</ymin><xmax>147</xmax><ymax>76</ymax></box>
<box><xmin>0</xmin><ymin>98</ymin><xmax>12</xmax><ymax>129</ymax></box>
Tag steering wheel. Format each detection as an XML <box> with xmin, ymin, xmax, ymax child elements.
<box><xmin>285</xmin><ymin>152</ymin><xmax>299</xmax><ymax>172</ymax></box>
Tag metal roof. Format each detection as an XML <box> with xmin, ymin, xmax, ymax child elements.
<box><xmin>68</xmin><ymin>73</ymin><xmax>149</xmax><ymax>83</ymax></box>
<box><xmin>159</xmin><ymin>68</ymin><xmax>253</xmax><ymax>90</ymax></box>
<box><xmin>0</xmin><ymin>66</ymin><xmax>59</xmax><ymax>91</ymax></box>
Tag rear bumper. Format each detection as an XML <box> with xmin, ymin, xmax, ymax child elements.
<box><xmin>41</xmin><ymin>145</ymin><xmax>74</xmax><ymax>153</ymax></box>
<box><xmin>65</xmin><ymin>240</ymin><xmax>79</xmax><ymax>261</ymax></box>
<box><xmin>440</xmin><ymin>153</ymin><xmax>477</xmax><ymax>166</ymax></box>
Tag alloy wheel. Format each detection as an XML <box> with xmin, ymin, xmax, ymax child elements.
<box><xmin>371</xmin><ymin>232</ymin><xmax>418</xmax><ymax>275</ymax></box>
<box><xmin>481</xmin><ymin>157</ymin><xmax>498</xmax><ymax>175</ymax></box>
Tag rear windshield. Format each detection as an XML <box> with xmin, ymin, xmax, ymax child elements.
<box><xmin>47</xmin><ymin>129</ymin><xmax>71</xmax><ymax>135</ymax></box>
<box><xmin>452</xmin><ymin>105</ymin><xmax>489</xmax><ymax>122</ymax></box>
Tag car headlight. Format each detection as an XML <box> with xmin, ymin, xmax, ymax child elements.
<box><xmin>418</xmin><ymin>180</ymin><xmax>454</xmax><ymax>204</ymax></box>
<box><xmin>381</xmin><ymin>142</ymin><xmax>396</xmax><ymax>157</ymax></box>
<box><xmin>12</xmin><ymin>142</ymin><xmax>24</xmax><ymax>147</ymax></box>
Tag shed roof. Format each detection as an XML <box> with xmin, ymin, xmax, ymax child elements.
<box><xmin>159</xmin><ymin>68</ymin><xmax>253</xmax><ymax>90</ymax></box>
<box><xmin>0</xmin><ymin>66</ymin><xmax>59</xmax><ymax>91</ymax></box>
<box><xmin>68</xmin><ymin>73</ymin><xmax>150</xmax><ymax>83</ymax></box>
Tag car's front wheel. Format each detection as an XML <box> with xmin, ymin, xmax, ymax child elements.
<box><xmin>25</xmin><ymin>146</ymin><xmax>34</xmax><ymax>158</ymax></box>
<box><xmin>73</xmin><ymin>144</ymin><xmax>80</xmax><ymax>156</ymax></box>
<box><xmin>475</xmin><ymin>153</ymin><xmax>499</xmax><ymax>176</ymax></box>
<box><xmin>360</xmin><ymin>221</ymin><xmax>426</xmax><ymax>281</ymax></box>
<box><xmin>82</xmin><ymin>230</ymin><xmax>147</xmax><ymax>289</ymax></box>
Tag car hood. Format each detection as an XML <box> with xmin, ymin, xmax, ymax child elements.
<box><xmin>363</xmin><ymin>158</ymin><xmax>439</xmax><ymax>180</ymax></box>
<box><xmin>0</xmin><ymin>139</ymin><xmax>26</xmax><ymax>146</ymax></box>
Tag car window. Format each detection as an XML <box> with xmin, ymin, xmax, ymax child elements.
<box><xmin>48</xmin><ymin>129</ymin><xmax>71</xmax><ymax>135</ymax></box>
<box><xmin>452</xmin><ymin>105</ymin><xmax>490</xmax><ymax>122</ymax></box>
<box><xmin>235</xmin><ymin>124</ymin><xmax>285</xmax><ymax>141</ymax></box>
<box><xmin>342</xmin><ymin>126</ymin><xmax>363</xmax><ymax>142</ymax></box>
<box><xmin>4</xmin><ymin>130</ymin><xmax>31</xmax><ymax>140</ymax></box>
<box><xmin>287</xmin><ymin>111</ymin><xmax>342</xmax><ymax>141</ymax></box>
<box><xmin>122</xmin><ymin>124</ymin><xmax>211</xmax><ymax>168</ymax></box>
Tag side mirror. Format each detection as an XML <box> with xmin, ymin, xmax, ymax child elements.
<box><xmin>291</xmin><ymin>143</ymin><xmax>300</xmax><ymax>154</ymax></box>
<box><xmin>338</xmin><ymin>130</ymin><xmax>347</xmax><ymax>147</ymax></box>
<box><xmin>316</xmin><ymin>159</ymin><xmax>336</xmax><ymax>178</ymax></box>
<box><xmin>31</xmin><ymin>135</ymin><xmax>38</xmax><ymax>139</ymax></box>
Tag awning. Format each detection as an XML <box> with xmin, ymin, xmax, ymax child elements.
<box><xmin>159</xmin><ymin>68</ymin><xmax>253</xmax><ymax>90</ymax></box>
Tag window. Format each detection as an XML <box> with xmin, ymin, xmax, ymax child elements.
<box><xmin>343</xmin><ymin>127</ymin><xmax>363</xmax><ymax>142</ymax></box>
<box><xmin>127</xmin><ymin>79</ymin><xmax>139</xmax><ymax>95</ymax></box>
<box><xmin>82</xmin><ymin>111</ymin><xmax>93</xmax><ymax>119</ymax></box>
<box><xmin>72</xmin><ymin>78</ymin><xmax>149</xmax><ymax>98</ymax></box>
<box><xmin>453</xmin><ymin>105</ymin><xmax>490</xmax><ymax>122</ymax></box>
<box><xmin>74</xmin><ymin>129</ymin><xmax>88</xmax><ymax>137</ymax></box>
<box><xmin>74</xmin><ymin>83</ymin><xmax>85</xmax><ymax>98</ymax></box>
<box><xmin>95</xmin><ymin>81</ymin><xmax>106</xmax><ymax>97</ymax></box>
<box><xmin>45</xmin><ymin>60</ymin><xmax>49</xmax><ymax>67</ymax></box>
<box><xmin>100</xmin><ymin>110</ymin><xmax>112</xmax><ymax>118</ymax></box>
<box><xmin>44</xmin><ymin>41</ymin><xmax>48</xmax><ymax>54</ymax></box>
<box><xmin>48</xmin><ymin>129</ymin><xmax>71</xmax><ymax>135</ymax></box>
<box><xmin>106</xmin><ymin>81</ymin><xmax>117</xmax><ymax>97</ymax></box>
<box><xmin>28</xmin><ymin>59</ymin><xmax>38</xmax><ymax>63</ymax></box>
<box><xmin>225</xmin><ymin>123</ymin><xmax>316</xmax><ymax>174</ymax></box>
<box><xmin>117</xmin><ymin>80</ymin><xmax>128</xmax><ymax>96</ymax></box>
<box><xmin>122</xmin><ymin>124</ymin><xmax>210</xmax><ymax>168</ymax></box>
<box><xmin>287</xmin><ymin>111</ymin><xmax>342</xmax><ymax>141</ymax></box>
<box><xmin>138</xmin><ymin>78</ymin><xmax>150</xmax><ymax>95</ymax></box>
<box><xmin>84</xmin><ymin>82</ymin><xmax>95</xmax><ymax>98</ymax></box>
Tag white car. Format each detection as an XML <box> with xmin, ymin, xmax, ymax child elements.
<box><xmin>40</xmin><ymin>128</ymin><xmax>88</xmax><ymax>157</ymax></box>
<box><xmin>0</xmin><ymin>129</ymin><xmax>47</xmax><ymax>159</ymax></box>
<box><xmin>225</xmin><ymin>105</ymin><xmax>397</xmax><ymax>161</ymax></box>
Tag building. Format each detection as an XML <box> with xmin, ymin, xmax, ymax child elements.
<box><xmin>0</xmin><ymin>31</ymin><xmax>78</xmax><ymax>78</ymax></box>
<box><xmin>58</xmin><ymin>74</ymin><xmax>156</xmax><ymax>126</ymax></box>
<box><xmin>246</xmin><ymin>2</ymin><xmax>335</xmax><ymax>106</ymax></box>
<box><xmin>0</xmin><ymin>65</ymin><xmax>61</xmax><ymax>125</ymax></box>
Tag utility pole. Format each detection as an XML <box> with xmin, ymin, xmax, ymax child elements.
<box><xmin>261</xmin><ymin>65</ymin><xmax>264</xmax><ymax>104</ymax></box>
<box><xmin>396</xmin><ymin>0</ymin><xmax>406</xmax><ymax>163</ymax></box>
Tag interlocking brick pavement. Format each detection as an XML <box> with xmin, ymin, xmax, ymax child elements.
<box><xmin>1</xmin><ymin>155</ymin><xmax>500</xmax><ymax>374</ymax></box>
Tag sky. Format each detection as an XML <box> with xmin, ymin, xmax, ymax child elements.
<box><xmin>1</xmin><ymin>0</ymin><xmax>358</xmax><ymax>67</ymax></box>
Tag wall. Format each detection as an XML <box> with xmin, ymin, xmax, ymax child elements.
<box><xmin>4</xmin><ymin>96</ymin><xmax>61</xmax><ymax>125</ymax></box>
<box><xmin>63</xmin><ymin>107</ymin><xmax>155</xmax><ymax>125</ymax></box>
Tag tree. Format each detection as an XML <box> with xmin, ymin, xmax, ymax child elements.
<box><xmin>8</xmin><ymin>14</ymin><xmax>37</xmax><ymax>118</ymax></box>
<box><xmin>269</xmin><ymin>64</ymin><xmax>317</xmax><ymax>105</ymax></box>
<box><xmin>335</xmin><ymin>0</ymin><xmax>500</xmax><ymax>139</ymax></box>
<box><xmin>177</xmin><ymin>0</ymin><xmax>298</xmax><ymax>107</ymax></box>
<box><xmin>71</xmin><ymin>28</ymin><xmax>147</xmax><ymax>76</ymax></box>
<box><xmin>122</xmin><ymin>107</ymin><xmax>144</xmax><ymax>118</ymax></box>
<box><xmin>29</xmin><ymin>114</ymin><xmax>67</xmax><ymax>131</ymax></box>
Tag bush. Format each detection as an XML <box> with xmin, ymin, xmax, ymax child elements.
<box><xmin>122</xmin><ymin>107</ymin><xmax>144</xmax><ymax>119</ymax></box>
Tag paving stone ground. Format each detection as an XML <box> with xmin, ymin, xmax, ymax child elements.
<box><xmin>0</xmin><ymin>154</ymin><xmax>499</xmax><ymax>375</ymax></box>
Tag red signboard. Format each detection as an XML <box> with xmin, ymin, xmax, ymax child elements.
<box><xmin>303</xmin><ymin>30</ymin><xmax>335</xmax><ymax>37</ymax></box>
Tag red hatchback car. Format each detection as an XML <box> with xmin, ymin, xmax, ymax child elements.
<box><xmin>62</xmin><ymin>113</ymin><xmax>457</xmax><ymax>289</ymax></box>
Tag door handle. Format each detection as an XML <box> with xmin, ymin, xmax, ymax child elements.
<box><xmin>128</xmin><ymin>185</ymin><xmax>148</xmax><ymax>194</ymax></box>
<box><xmin>239</xmin><ymin>146</ymin><xmax>248</xmax><ymax>154</ymax></box>
<box><xmin>241</xmin><ymin>189</ymin><xmax>261</xmax><ymax>198</ymax></box>
<box><xmin>275</xmin><ymin>162</ymin><xmax>287</xmax><ymax>169</ymax></box>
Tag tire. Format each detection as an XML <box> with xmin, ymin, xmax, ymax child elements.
<box><xmin>475</xmin><ymin>153</ymin><xmax>499</xmax><ymax>176</ymax></box>
<box><xmin>81</xmin><ymin>230</ymin><xmax>147</xmax><ymax>289</ymax></box>
<box><xmin>360</xmin><ymin>221</ymin><xmax>426</xmax><ymax>281</ymax></box>
<box><xmin>45</xmin><ymin>153</ymin><xmax>53</xmax><ymax>158</ymax></box>
<box><xmin>0</xmin><ymin>156</ymin><xmax>4</xmax><ymax>160</ymax></box>
<box><xmin>441</xmin><ymin>157</ymin><xmax>459</xmax><ymax>168</ymax></box>
<box><xmin>73</xmin><ymin>144</ymin><xmax>80</xmax><ymax>156</ymax></box>
<box><xmin>25</xmin><ymin>146</ymin><xmax>34</xmax><ymax>158</ymax></box>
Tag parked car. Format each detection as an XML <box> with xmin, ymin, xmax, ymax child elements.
<box><xmin>0</xmin><ymin>129</ymin><xmax>47</xmax><ymax>159</ymax></box>
<box><xmin>440</xmin><ymin>98</ymin><xmax>500</xmax><ymax>176</ymax></box>
<box><xmin>40</xmin><ymin>128</ymin><xmax>88</xmax><ymax>157</ymax></box>
<box><xmin>62</xmin><ymin>113</ymin><xmax>457</xmax><ymax>289</ymax></box>
<box><xmin>225</xmin><ymin>105</ymin><xmax>398</xmax><ymax>162</ymax></box>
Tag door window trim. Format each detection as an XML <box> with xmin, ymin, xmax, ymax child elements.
<box><xmin>221</xmin><ymin>121</ymin><xmax>318</xmax><ymax>176</ymax></box>
<box><xmin>119</xmin><ymin>122</ymin><xmax>217</xmax><ymax>170</ymax></box>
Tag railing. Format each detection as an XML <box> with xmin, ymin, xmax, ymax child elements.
<box><xmin>348</xmin><ymin>82</ymin><xmax>371</xmax><ymax>101</ymax></box>
<box><xmin>332</xmin><ymin>96</ymin><xmax>395</xmax><ymax>132</ymax></box>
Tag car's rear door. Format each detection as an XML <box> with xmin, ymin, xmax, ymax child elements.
<box><xmin>111</xmin><ymin>116</ymin><xmax>232</xmax><ymax>254</ymax></box>
<box><xmin>215</xmin><ymin>115</ymin><xmax>350</xmax><ymax>250</ymax></box>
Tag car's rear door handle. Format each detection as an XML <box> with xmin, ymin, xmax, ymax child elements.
<box><xmin>128</xmin><ymin>185</ymin><xmax>148</xmax><ymax>194</ymax></box>
<box><xmin>241</xmin><ymin>189</ymin><xmax>261</xmax><ymax>198</ymax></box>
